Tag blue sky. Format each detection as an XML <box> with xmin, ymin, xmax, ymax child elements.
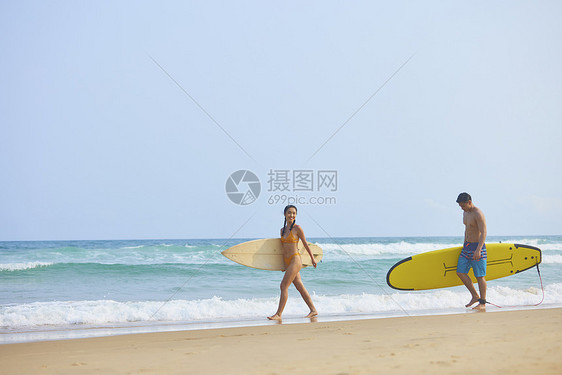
<box><xmin>1</xmin><ymin>1</ymin><xmax>561</xmax><ymax>241</ymax></box>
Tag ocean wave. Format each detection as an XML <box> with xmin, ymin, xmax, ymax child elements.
<box><xmin>119</xmin><ymin>243</ymin><xmax>214</xmax><ymax>250</ymax></box>
<box><xmin>0</xmin><ymin>262</ymin><xmax>54</xmax><ymax>272</ymax></box>
<box><xmin>2</xmin><ymin>284</ymin><xmax>560</xmax><ymax>329</ymax></box>
<box><xmin>317</xmin><ymin>241</ymin><xmax>461</xmax><ymax>259</ymax></box>
<box><xmin>0</xmin><ymin>250</ymin><xmax>229</xmax><ymax>267</ymax></box>
<box><xmin>542</xmin><ymin>254</ymin><xmax>562</xmax><ymax>264</ymax></box>
<box><xmin>316</xmin><ymin>240</ymin><xmax>562</xmax><ymax>261</ymax></box>
<box><xmin>509</xmin><ymin>239</ymin><xmax>562</xmax><ymax>251</ymax></box>
<box><xmin>0</xmin><ymin>262</ymin><xmax>236</xmax><ymax>278</ymax></box>
<box><xmin>2</xmin><ymin>238</ymin><xmax>559</xmax><ymax>267</ymax></box>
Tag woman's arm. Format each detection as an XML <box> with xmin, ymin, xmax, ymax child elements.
<box><xmin>295</xmin><ymin>225</ymin><xmax>317</xmax><ymax>268</ymax></box>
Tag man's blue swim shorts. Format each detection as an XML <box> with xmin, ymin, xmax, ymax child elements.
<box><xmin>457</xmin><ymin>242</ymin><xmax>487</xmax><ymax>277</ymax></box>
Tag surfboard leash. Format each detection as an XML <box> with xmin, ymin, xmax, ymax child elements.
<box><xmin>484</xmin><ymin>263</ymin><xmax>545</xmax><ymax>309</ymax></box>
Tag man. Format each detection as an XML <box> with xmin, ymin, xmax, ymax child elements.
<box><xmin>456</xmin><ymin>192</ymin><xmax>487</xmax><ymax>311</ymax></box>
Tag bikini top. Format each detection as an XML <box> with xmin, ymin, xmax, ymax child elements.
<box><xmin>280</xmin><ymin>230</ymin><xmax>299</xmax><ymax>243</ymax></box>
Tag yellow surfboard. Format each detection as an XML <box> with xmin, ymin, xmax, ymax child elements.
<box><xmin>221</xmin><ymin>238</ymin><xmax>323</xmax><ymax>271</ymax></box>
<box><xmin>386</xmin><ymin>243</ymin><xmax>541</xmax><ymax>291</ymax></box>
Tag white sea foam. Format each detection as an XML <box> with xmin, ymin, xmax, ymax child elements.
<box><xmin>511</xmin><ymin>239</ymin><xmax>562</xmax><ymax>250</ymax></box>
<box><xmin>315</xmin><ymin>240</ymin><xmax>562</xmax><ymax>261</ymax></box>
<box><xmin>0</xmin><ymin>262</ymin><xmax>53</xmax><ymax>272</ymax></box>
<box><xmin>0</xmin><ymin>248</ymin><xmax>228</xmax><ymax>267</ymax></box>
<box><xmin>542</xmin><ymin>254</ymin><xmax>562</xmax><ymax>264</ymax></box>
<box><xmin>2</xmin><ymin>284</ymin><xmax>560</xmax><ymax>330</ymax></box>
<box><xmin>316</xmin><ymin>241</ymin><xmax>461</xmax><ymax>260</ymax></box>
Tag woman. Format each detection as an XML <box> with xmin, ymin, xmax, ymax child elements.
<box><xmin>267</xmin><ymin>205</ymin><xmax>318</xmax><ymax>320</ymax></box>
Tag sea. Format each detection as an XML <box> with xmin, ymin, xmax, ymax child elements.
<box><xmin>1</xmin><ymin>236</ymin><xmax>561</xmax><ymax>343</ymax></box>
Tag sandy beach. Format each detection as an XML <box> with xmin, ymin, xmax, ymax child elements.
<box><xmin>2</xmin><ymin>308</ymin><xmax>561</xmax><ymax>375</ymax></box>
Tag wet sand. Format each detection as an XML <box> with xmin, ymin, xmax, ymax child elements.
<box><xmin>2</xmin><ymin>308</ymin><xmax>561</xmax><ymax>374</ymax></box>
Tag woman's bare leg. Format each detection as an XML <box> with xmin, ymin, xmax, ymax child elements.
<box><xmin>268</xmin><ymin>262</ymin><xmax>301</xmax><ymax>320</ymax></box>
<box><xmin>293</xmin><ymin>273</ymin><xmax>318</xmax><ymax>317</ymax></box>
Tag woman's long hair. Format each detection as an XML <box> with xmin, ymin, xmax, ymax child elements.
<box><xmin>282</xmin><ymin>205</ymin><xmax>297</xmax><ymax>236</ymax></box>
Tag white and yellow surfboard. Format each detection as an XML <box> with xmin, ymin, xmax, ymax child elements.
<box><xmin>222</xmin><ymin>238</ymin><xmax>323</xmax><ymax>271</ymax></box>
